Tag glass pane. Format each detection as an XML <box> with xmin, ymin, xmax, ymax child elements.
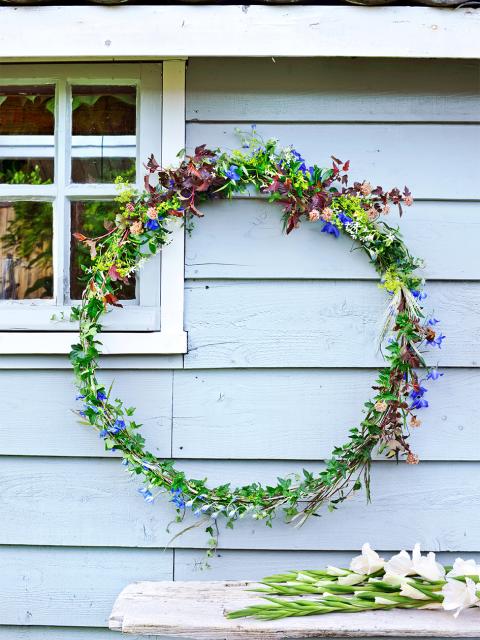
<box><xmin>71</xmin><ymin>85</ymin><xmax>136</xmax><ymax>184</ymax></box>
<box><xmin>0</xmin><ymin>158</ymin><xmax>54</xmax><ymax>185</ymax></box>
<box><xmin>71</xmin><ymin>157</ymin><xmax>135</xmax><ymax>184</ymax></box>
<box><xmin>0</xmin><ymin>201</ymin><xmax>53</xmax><ymax>300</ymax></box>
<box><xmin>0</xmin><ymin>85</ymin><xmax>55</xmax><ymax>135</ymax></box>
<box><xmin>70</xmin><ymin>200</ymin><xmax>136</xmax><ymax>301</ymax></box>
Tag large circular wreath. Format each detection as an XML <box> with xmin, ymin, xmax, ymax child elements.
<box><xmin>71</xmin><ymin>129</ymin><xmax>444</xmax><ymax>545</ymax></box>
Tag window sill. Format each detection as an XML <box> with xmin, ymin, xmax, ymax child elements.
<box><xmin>109</xmin><ymin>580</ymin><xmax>480</xmax><ymax>639</ymax></box>
<box><xmin>0</xmin><ymin>330</ymin><xmax>187</xmax><ymax>355</ymax></box>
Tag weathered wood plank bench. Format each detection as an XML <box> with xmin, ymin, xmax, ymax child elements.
<box><xmin>109</xmin><ymin>581</ymin><xmax>480</xmax><ymax>639</ymax></box>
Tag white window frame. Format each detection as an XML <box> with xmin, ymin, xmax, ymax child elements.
<box><xmin>0</xmin><ymin>60</ymin><xmax>187</xmax><ymax>355</ymax></box>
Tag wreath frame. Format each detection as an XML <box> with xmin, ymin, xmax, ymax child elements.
<box><xmin>71</xmin><ymin>129</ymin><xmax>444</xmax><ymax>547</ymax></box>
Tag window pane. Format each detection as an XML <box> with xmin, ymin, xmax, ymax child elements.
<box><xmin>70</xmin><ymin>200</ymin><xmax>136</xmax><ymax>301</ymax></box>
<box><xmin>0</xmin><ymin>158</ymin><xmax>54</xmax><ymax>185</ymax></box>
<box><xmin>71</xmin><ymin>85</ymin><xmax>136</xmax><ymax>183</ymax></box>
<box><xmin>71</xmin><ymin>157</ymin><xmax>135</xmax><ymax>184</ymax></box>
<box><xmin>0</xmin><ymin>85</ymin><xmax>55</xmax><ymax>135</ymax></box>
<box><xmin>0</xmin><ymin>201</ymin><xmax>53</xmax><ymax>300</ymax></box>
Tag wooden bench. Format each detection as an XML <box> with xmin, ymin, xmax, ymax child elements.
<box><xmin>109</xmin><ymin>581</ymin><xmax>480</xmax><ymax>639</ymax></box>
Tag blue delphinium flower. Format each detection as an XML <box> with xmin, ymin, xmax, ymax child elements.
<box><xmin>321</xmin><ymin>222</ymin><xmax>340</xmax><ymax>238</ymax></box>
<box><xmin>225</xmin><ymin>165</ymin><xmax>241</xmax><ymax>182</ymax></box>
<box><xmin>411</xmin><ymin>398</ymin><xmax>429</xmax><ymax>410</ymax></box>
<box><xmin>338</xmin><ymin>212</ymin><xmax>353</xmax><ymax>226</ymax></box>
<box><xmin>427</xmin><ymin>318</ymin><xmax>440</xmax><ymax>326</ymax></box>
<box><xmin>75</xmin><ymin>394</ymin><xmax>85</xmax><ymax>401</ymax></box>
<box><xmin>146</xmin><ymin>218</ymin><xmax>160</xmax><ymax>231</ymax></box>
<box><xmin>121</xmin><ymin>458</ymin><xmax>129</xmax><ymax>466</ymax></box>
<box><xmin>410</xmin><ymin>386</ymin><xmax>428</xmax><ymax>400</ymax></box>
<box><xmin>170</xmin><ymin>488</ymin><xmax>185</xmax><ymax>509</ymax></box>
<box><xmin>139</xmin><ymin>487</ymin><xmax>154</xmax><ymax>503</ymax></box>
<box><xmin>111</xmin><ymin>419</ymin><xmax>126</xmax><ymax>434</ymax></box>
<box><xmin>99</xmin><ymin>429</ymin><xmax>108</xmax><ymax>438</ymax></box>
<box><xmin>97</xmin><ymin>390</ymin><xmax>107</xmax><ymax>402</ymax></box>
<box><xmin>427</xmin><ymin>368</ymin><xmax>444</xmax><ymax>381</ymax></box>
<box><xmin>411</xmin><ymin>289</ymin><xmax>427</xmax><ymax>301</ymax></box>
<box><xmin>427</xmin><ymin>333</ymin><xmax>446</xmax><ymax>349</ymax></box>
<box><xmin>291</xmin><ymin>149</ymin><xmax>307</xmax><ymax>173</ymax></box>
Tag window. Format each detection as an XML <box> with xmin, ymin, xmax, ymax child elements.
<box><xmin>0</xmin><ymin>62</ymin><xmax>186</xmax><ymax>354</ymax></box>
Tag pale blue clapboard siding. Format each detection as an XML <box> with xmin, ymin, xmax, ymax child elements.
<box><xmin>176</xmin><ymin>550</ymin><xmax>480</xmax><ymax>581</ymax></box>
<box><xmin>2</xmin><ymin>368</ymin><xmax>478</xmax><ymax>460</ymax></box>
<box><xmin>0</xmin><ymin>547</ymin><xmax>172</xmax><ymax>627</ymax></box>
<box><xmin>186</xmin><ymin>58</ymin><xmax>480</xmax><ymax>122</ymax></box>
<box><xmin>186</xmin><ymin>124</ymin><xmax>480</xmax><ymax>200</ymax></box>
<box><xmin>172</xmin><ymin>369</ymin><xmax>480</xmax><ymax>461</ymax></box>
<box><xmin>1</xmin><ymin>457</ymin><xmax>479</xmax><ymax>551</ymax></box>
<box><xmin>0</xmin><ymin>370</ymin><xmax>173</xmax><ymax>457</ymax></box>
<box><xmin>184</xmin><ymin>281</ymin><xmax>479</xmax><ymax>368</ymax></box>
<box><xmin>1</xmin><ymin>57</ymin><xmax>480</xmax><ymax>639</ymax></box>
<box><xmin>185</xmin><ymin>199</ymin><xmax>480</xmax><ymax>281</ymax></box>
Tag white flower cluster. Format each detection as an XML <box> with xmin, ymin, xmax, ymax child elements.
<box><xmin>349</xmin><ymin>543</ymin><xmax>480</xmax><ymax>617</ymax></box>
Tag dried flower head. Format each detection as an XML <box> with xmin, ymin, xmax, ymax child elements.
<box><xmin>321</xmin><ymin>207</ymin><xmax>333</xmax><ymax>221</ymax></box>
<box><xmin>130</xmin><ymin>220</ymin><xmax>143</xmax><ymax>235</ymax></box>
<box><xmin>383</xmin><ymin>204</ymin><xmax>391</xmax><ymax>215</ymax></box>
<box><xmin>374</xmin><ymin>400</ymin><xmax>388</xmax><ymax>412</ymax></box>
<box><xmin>407</xmin><ymin>452</ymin><xmax>419</xmax><ymax>465</ymax></box>
<box><xmin>147</xmin><ymin>206</ymin><xmax>158</xmax><ymax>220</ymax></box>
<box><xmin>410</xmin><ymin>416</ymin><xmax>422</xmax><ymax>428</ymax></box>
<box><xmin>309</xmin><ymin>209</ymin><xmax>321</xmax><ymax>222</ymax></box>
<box><xmin>360</xmin><ymin>181</ymin><xmax>372</xmax><ymax>196</ymax></box>
<box><xmin>367</xmin><ymin>208</ymin><xmax>378</xmax><ymax>222</ymax></box>
<box><xmin>404</xmin><ymin>195</ymin><xmax>414</xmax><ymax>207</ymax></box>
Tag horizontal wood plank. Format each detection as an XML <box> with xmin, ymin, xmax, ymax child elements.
<box><xmin>0</xmin><ymin>457</ymin><xmax>478</xmax><ymax>550</ymax></box>
<box><xmin>0</xmin><ymin>627</ymin><xmax>165</xmax><ymax>640</ymax></box>
<box><xmin>0</xmin><ymin>355</ymin><xmax>183</xmax><ymax>370</ymax></box>
<box><xmin>0</xmin><ymin>370</ymin><xmax>172</xmax><ymax>457</ymax></box>
<box><xmin>184</xmin><ymin>281</ymin><xmax>478</xmax><ymax>368</ymax></box>
<box><xmin>185</xmin><ymin>200</ymin><xmax>480</xmax><ymax>281</ymax></box>
<box><xmin>109</xmin><ymin>581</ymin><xmax>480</xmax><ymax>639</ymax></box>
<box><xmin>187</xmin><ymin>58</ymin><xmax>480</xmax><ymax>123</ymax></box>
<box><xmin>1</xmin><ymin>6</ymin><xmax>479</xmax><ymax>61</ymax></box>
<box><xmin>187</xmin><ymin>123</ymin><xmax>480</xmax><ymax>201</ymax></box>
<box><xmin>175</xmin><ymin>549</ymin><xmax>480</xmax><ymax>581</ymax></box>
<box><xmin>172</xmin><ymin>368</ymin><xmax>478</xmax><ymax>461</ymax></box>
<box><xmin>0</xmin><ymin>546</ymin><xmax>172</xmax><ymax>627</ymax></box>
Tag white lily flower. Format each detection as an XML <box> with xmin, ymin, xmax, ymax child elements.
<box><xmin>419</xmin><ymin>602</ymin><xmax>443</xmax><ymax>610</ymax></box>
<box><xmin>442</xmin><ymin>577</ymin><xmax>480</xmax><ymax>618</ymax></box>
<box><xmin>384</xmin><ymin>550</ymin><xmax>416</xmax><ymax>578</ymax></box>
<box><xmin>383</xmin><ymin>572</ymin><xmax>406</xmax><ymax>587</ymax></box>
<box><xmin>412</xmin><ymin>544</ymin><xmax>445</xmax><ymax>581</ymax></box>
<box><xmin>338</xmin><ymin>573</ymin><xmax>366</xmax><ymax>586</ymax></box>
<box><xmin>399</xmin><ymin>581</ymin><xmax>431</xmax><ymax>600</ymax></box>
<box><xmin>447</xmin><ymin>558</ymin><xmax>480</xmax><ymax>578</ymax></box>
<box><xmin>350</xmin><ymin>543</ymin><xmax>385</xmax><ymax>575</ymax></box>
<box><xmin>375</xmin><ymin>596</ymin><xmax>397</xmax><ymax>606</ymax></box>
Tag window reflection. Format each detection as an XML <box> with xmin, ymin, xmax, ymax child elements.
<box><xmin>71</xmin><ymin>86</ymin><xmax>136</xmax><ymax>184</ymax></box>
<box><xmin>0</xmin><ymin>201</ymin><xmax>53</xmax><ymax>299</ymax></box>
<box><xmin>0</xmin><ymin>85</ymin><xmax>55</xmax><ymax>135</ymax></box>
<box><xmin>0</xmin><ymin>158</ymin><xmax>54</xmax><ymax>185</ymax></box>
<box><xmin>70</xmin><ymin>200</ymin><xmax>136</xmax><ymax>301</ymax></box>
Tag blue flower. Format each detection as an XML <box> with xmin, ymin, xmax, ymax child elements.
<box><xmin>427</xmin><ymin>333</ymin><xmax>446</xmax><ymax>349</ymax></box>
<box><xmin>146</xmin><ymin>218</ymin><xmax>160</xmax><ymax>231</ymax></box>
<box><xmin>410</xmin><ymin>386</ymin><xmax>428</xmax><ymax>400</ymax></box>
<box><xmin>338</xmin><ymin>212</ymin><xmax>353</xmax><ymax>226</ymax></box>
<box><xmin>99</xmin><ymin>429</ymin><xmax>108</xmax><ymax>438</ymax></box>
<box><xmin>121</xmin><ymin>459</ymin><xmax>129</xmax><ymax>466</ymax></box>
<box><xmin>411</xmin><ymin>398</ymin><xmax>429</xmax><ymax>410</ymax></box>
<box><xmin>321</xmin><ymin>222</ymin><xmax>340</xmax><ymax>238</ymax></box>
<box><xmin>97</xmin><ymin>391</ymin><xmax>107</xmax><ymax>401</ymax></box>
<box><xmin>225</xmin><ymin>165</ymin><xmax>241</xmax><ymax>182</ymax></box>
<box><xmin>411</xmin><ymin>289</ymin><xmax>427</xmax><ymax>301</ymax></box>
<box><xmin>170</xmin><ymin>488</ymin><xmax>185</xmax><ymax>509</ymax></box>
<box><xmin>139</xmin><ymin>487</ymin><xmax>154</xmax><ymax>503</ymax></box>
<box><xmin>75</xmin><ymin>394</ymin><xmax>85</xmax><ymax>401</ymax></box>
<box><xmin>79</xmin><ymin>411</ymin><xmax>86</xmax><ymax>417</ymax></box>
<box><xmin>427</xmin><ymin>318</ymin><xmax>440</xmax><ymax>326</ymax></box>
<box><xmin>291</xmin><ymin>149</ymin><xmax>307</xmax><ymax>173</ymax></box>
<box><xmin>111</xmin><ymin>419</ymin><xmax>126</xmax><ymax>434</ymax></box>
<box><xmin>427</xmin><ymin>368</ymin><xmax>444</xmax><ymax>381</ymax></box>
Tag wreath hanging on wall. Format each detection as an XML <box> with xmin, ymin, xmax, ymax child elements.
<box><xmin>71</xmin><ymin>128</ymin><xmax>444</xmax><ymax>550</ymax></box>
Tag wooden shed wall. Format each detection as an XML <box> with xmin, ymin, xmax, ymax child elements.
<box><xmin>0</xmin><ymin>57</ymin><xmax>479</xmax><ymax>637</ymax></box>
